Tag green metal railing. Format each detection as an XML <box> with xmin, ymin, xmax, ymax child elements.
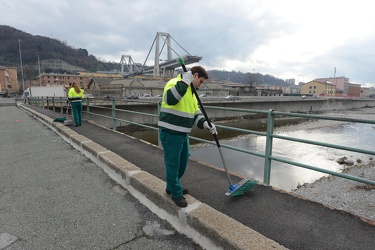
<box><xmin>29</xmin><ymin>97</ymin><xmax>375</xmax><ymax>187</ymax></box>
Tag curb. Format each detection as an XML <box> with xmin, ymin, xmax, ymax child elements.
<box><xmin>19</xmin><ymin>104</ymin><xmax>286</xmax><ymax>250</ymax></box>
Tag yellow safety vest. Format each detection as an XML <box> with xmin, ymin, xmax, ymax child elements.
<box><xmin>158</xmin><ymin>75</ymin><xmax>204</xmax><ymax>133</ymax></box>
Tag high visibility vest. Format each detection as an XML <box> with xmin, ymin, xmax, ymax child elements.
<box><xmin>68</xmin><ymin>88</ymin><xmax>84</xmax><ymax>102</ymax></box>
<box><xmin>158</xmin><ymin>75</ymin><xmax>204</xmax><ymax>133</ymax></box>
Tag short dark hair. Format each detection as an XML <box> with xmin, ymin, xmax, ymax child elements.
<box><xmin>191</xmin><ymin>66</ymin><xmax>209</xmax><ymax>79</ymax></box>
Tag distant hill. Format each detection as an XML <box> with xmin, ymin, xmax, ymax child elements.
<box><xmin>0</xmin><ymin>25</ymin><xmax>288</xmax><ymax>86</ymax></box>
<box><xmin>0</xmin><ymin>25</ymin><xmax>119</xmax><ymax>80</ymax></box>
<box><xmin>206</xmin><ymin>69</ymin><xmax>289</xmax><ymax>86</ymax></box>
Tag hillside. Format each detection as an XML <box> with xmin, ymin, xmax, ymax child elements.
<box><xmin>0</xmin><ymin>25</ymin><xmax>118</xmax><ymax>77</ymax></box>
<box><xmin>0</xmin><ymin>25</ymin><xmax>288</xmax><ymax>86</ymax></box>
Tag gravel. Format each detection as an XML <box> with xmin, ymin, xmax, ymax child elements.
<box><xmin>292</xmin><ymin>152</ymin><xmax>375</xmax><ymax>222</ymax></box>
<box><xmin>290</xmin><ymin>107</ymin><xmax>375</xmax><ymax>222</ymax></box>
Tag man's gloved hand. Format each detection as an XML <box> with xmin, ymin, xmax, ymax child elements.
<box><xmin>203</xmin><ymin>121</ymin><xmax>217</xmax><ymax>135</ymax></box>
<box><xmin>182</xmin><ymin>71</ymin><xmax>194</xmax><ymax>86</ymax></box>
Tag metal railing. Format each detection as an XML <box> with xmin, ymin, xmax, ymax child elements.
<box><xmin>29</xmin><ymin>97</ymin><xmax>375</xmax><ymax>187</ymax></box>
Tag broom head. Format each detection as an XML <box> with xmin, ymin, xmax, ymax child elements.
<box><xmin>225</xmin><ymin>178</ymin><xmax>258</xmax><ymax>196</ymax></box>
<box><xmin>53</xmin><ymin>117</ymin><xmax>67</xmax><ymax>123</ymax></box>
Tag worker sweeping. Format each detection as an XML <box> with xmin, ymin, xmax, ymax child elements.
<box><xmin>158</xmin><ymin>66</ymin><xmax>217</xmax><ymax>208</ymax></box>
<box><xmin>68</xmin><ymin>82</ymin><xmax>84</xmax><ymax>127</ymax></box>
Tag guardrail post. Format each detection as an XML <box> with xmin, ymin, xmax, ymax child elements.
<box><xmin>263</xmin><ymin>109</ymin><xmax>275</xmax><ymax>185</ymax></box>
<box><xmin>157</xmin><ymin>101</ymin><xmax>161</xmax><ymax>147</ymax></box>
<box><xmin>86</xmin><ymin>97</ymin><xmax>90</xmax><ymax>121</ymax></box>
<box><xmin>60</xmin><ymin>97</ymin><xmax>63</xmax><ymax>114</ymax></box>
<box><xmin>112</xmin><ymin>99</ymin><xmax>116</xmax><ymax>131</ymax></box>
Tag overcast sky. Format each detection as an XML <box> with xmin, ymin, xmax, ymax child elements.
<box><xmin>2</xmin><ymin>0</ymin><xmax>375</xmax><ymax>86</ymax></box>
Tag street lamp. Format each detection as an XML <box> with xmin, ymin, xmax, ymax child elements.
<box><xmin>18</xmin><ymin>39</ymin><xmax>25</xmax><ymax>92</ymax></box>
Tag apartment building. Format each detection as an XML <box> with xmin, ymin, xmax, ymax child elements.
<box><xmin>347</xmin><ymin>83</ymin><xmax>361</xmax><ymax>97</ymax></box>
<box><xmin>39</xmin><ymin>73</ymin><xmax>91</xmax><ymax>88</ymax></box>
<box><xmin>300</xmin><ymin>80</ymin><xmax>336</xmax><ymax>96</ymax></box>
<box><xmin>0</xmin><ymin>67</ymin><xmax>18</xmax><ymax>96</ymax></box>
<box><xmin>360</xmin><ymin>87</ymin><xmax>375</xmax><ymax>98</ymax></box>
<box><xmin>315</xmin><ymin>76</ymin><xmax>349</xmax><ymax>91</ymax></box>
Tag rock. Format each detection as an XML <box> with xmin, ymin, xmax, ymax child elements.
<box><xmin>337</xmin><ymin>156</ymin><xmax>347</xmax><ymax>164</ymax></box>
<box><xmin>344</xmin><ymin>159</ymin><xmax>354</xmax><ymax>166</ymax></box>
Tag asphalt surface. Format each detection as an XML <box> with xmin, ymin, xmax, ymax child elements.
<box><xmin>3</xmin><ymin>99</ymin><xmax>375</xmax><ymax>249</ymax></box>
<box><xmin>0</xmin><ymin>100</ymin><xmax>201</xmax><ymax>250</ymax></box>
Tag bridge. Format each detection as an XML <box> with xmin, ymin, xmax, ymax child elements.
<box><xmin>120</xmin><ymin>32</ymin><xmax>202</xmax><ymax>78</ymax></box>
<box><xmin>5</xmin><ymin>97</ymin><xmax>374</xmax><ymax>249</ymax></box>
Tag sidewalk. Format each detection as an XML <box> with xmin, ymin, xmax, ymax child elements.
<box><xmin>0</xmin><ymin>103</ymin><xmax>201</xmax><ymax>249</ymax></box>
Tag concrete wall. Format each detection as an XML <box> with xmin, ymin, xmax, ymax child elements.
<box><xmin>82</xmin><ymin>98</ymin><xmax>375</xmax><ymax>128</ymax></box>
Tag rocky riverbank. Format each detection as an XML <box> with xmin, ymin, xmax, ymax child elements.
<box><xmin>284</xmin><ymin>107</ymin><xmax>375</xmax><ymax>223</ymax></box>
<box><xmin>293</xmin><ymin>159</ymin><xmax>375</xmax><ymax>223</ymax></box>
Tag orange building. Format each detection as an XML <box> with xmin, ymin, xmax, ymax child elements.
<box><xmin>0</xmin><ymin>67</ymin><xmax>18</xmax><ymax>96</ymax></box>
<box><xmin>39</xmin><ymin>73</ymin><xmax>92</xmax><ymax>89</ymax></box>
<box><xmin>300</xmin><ymin>80</ymin><xmax>337</xmax><ymax>96</ymax></box>
<box><xmin>347</xmin><ymin>83</ymin><xmax>361</xmax><ymax>97</ymax></box>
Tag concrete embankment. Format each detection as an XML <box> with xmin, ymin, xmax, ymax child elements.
<box><xmin>80</xmin><ymin>97</ymin><xmax>375</xmax><ymax>128</ymax></box>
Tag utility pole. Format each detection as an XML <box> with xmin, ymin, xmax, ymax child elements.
<box><xmin>18</xmin><ymin>39</ymin><xmax>25</xmax><ymax>92</ymax></box>
<box><xmin>37</xmin><ymin>52</ymin><xmax>41</xmax><ymax>86</ymax></box>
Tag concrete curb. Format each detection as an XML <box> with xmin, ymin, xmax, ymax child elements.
<box><xmin>19</xmin><ymin>104</ymin><xmax>286</xmax><ymax>250</ymax></box>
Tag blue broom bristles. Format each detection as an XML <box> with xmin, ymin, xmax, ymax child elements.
<box><xmin>225</xmin><ymin>179</ymin><xmax>258</xmax><ymax>196</ymax></box>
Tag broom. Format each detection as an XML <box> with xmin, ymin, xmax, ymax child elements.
<box><xmin>53</xmin><ymin>100</ymin><xmax>69</xmax><ymax>123</ymax></box>
<box><xmin>178</xmin><ymin>58</ymin><xmax>258</xmax><ymax>196</ymax></box>
<box><xmin>53</xmin><ymin>114</ymin><xmax>67</xmax><ymax>123</ymax></box>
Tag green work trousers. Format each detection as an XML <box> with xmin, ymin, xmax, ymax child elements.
<box><xmin>159</xmin><ymin>129</ymin><xmax>189</xmax><ymax>199</ymax></box>
<box><xmin>71</xmin><ymin>101</ymin><xmax>82</xmax><ymax>126</ymax></box>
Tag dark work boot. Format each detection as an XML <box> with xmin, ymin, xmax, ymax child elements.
<box><xmin>166</xmin><ymin>188</ymin><xmax>189</xmax><ymax>195</ymax></box>
<box><xmin>172</xmin><ymin>196</ymin><xmax>188</xmax><ymax>208</ymax></box>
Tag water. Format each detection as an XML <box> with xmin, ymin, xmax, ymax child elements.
<box><xmin>190</xmin><ymin>109</ymin><xmax>375</xmax><ymax>191</ymax></box>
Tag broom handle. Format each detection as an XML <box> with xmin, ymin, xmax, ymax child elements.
<box><xmin>179</xmin><ymin>58</ymin><xmax>233</xmax><ymax>186</ymax></box>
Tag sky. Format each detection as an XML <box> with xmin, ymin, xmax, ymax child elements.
<box><xmin>2</xmin><ymin>0</ymin><xmax>375</xmax><ymax>87</ymax></box>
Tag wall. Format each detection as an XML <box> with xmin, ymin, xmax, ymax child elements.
<box><xmin>82</xmin><ymin>98</ymin><xmax>375</xmax><ymax>128</ymax></box>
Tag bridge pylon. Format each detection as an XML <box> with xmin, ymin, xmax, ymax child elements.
<box><xmin>121</xmin><ymin>32</ymin><xmax>202</xmax><ymax>78</ymax></box>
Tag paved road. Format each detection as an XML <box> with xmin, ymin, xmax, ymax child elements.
<box><xmin>0</xmin><ymin>102</ymin><xmax>201</xmax><ymax>249</ymax></box>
